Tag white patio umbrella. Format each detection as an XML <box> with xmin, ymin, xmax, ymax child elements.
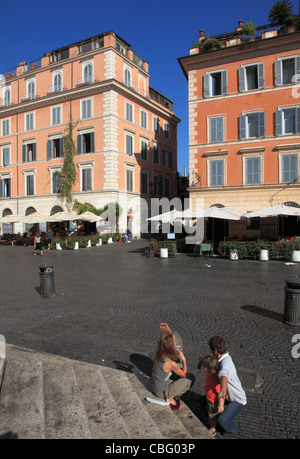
<box><xmin>245</xmin><ymin>204</ymin><xmax>300</xmax><ymax>218</ymax></box>
<box><xmin>19</xmin><ymin>212</ymin><xmax>51</xmax><ymax>224</ymax></box>
<box><xmin>78</xmin><ymin>211</ymin><xmax>104</xmax><ymax>222</ymax></box>
<box><xmin>0</xmin><ymin>215</ymin><xmax>23</xmax><ymax>224</ymax></box>
<box><xmin>49</xmin><ymin>211</ymin><xmax>81</xmax><ymax>222</ymax></box>
<box><xmin>203</xmin><ymin>206</ymin><xmax>243</xmax><ymax>220</ymax></box>
<box><xmin>147</xmin><ymin>209</ymin><xmax>198</xmax><ymax>223</ymax></box>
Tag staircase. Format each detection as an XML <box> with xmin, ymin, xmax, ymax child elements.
<box><xmin>0</xmin><ymin>345</ymin><xmax>211</xmax><ymax>439</ymax></box>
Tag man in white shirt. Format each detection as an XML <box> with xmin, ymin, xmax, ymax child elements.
<box><xmin>208</xmin><ymin>336</ymin><xmax>247</xmax><ymax>434</ymax></box>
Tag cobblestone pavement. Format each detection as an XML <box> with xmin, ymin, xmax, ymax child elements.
<box><xmin>0</xmin><ymin>241</ymin><xmax>299</xmax><ymax>439</ymax></box>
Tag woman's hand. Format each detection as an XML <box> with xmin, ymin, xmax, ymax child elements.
<box><xmin>176</xmin><ymin>350</ymin><xmax>186</xmax><ymax>362</ymax></box>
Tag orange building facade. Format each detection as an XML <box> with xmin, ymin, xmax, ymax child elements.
<box><xmin>179</xmin><ymin>23</ymin><xmax>300</xmax><ymax>240</ymax></box>
<box><xmin>0</xmin><ymin>31</ymin><xmax>180</xmax><ymax>236</ymax></box>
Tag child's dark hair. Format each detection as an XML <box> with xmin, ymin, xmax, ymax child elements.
<box><xmin>208</xmin><ymin>336</ymin><xmax>227</xmax><ymax>355</ymax></box>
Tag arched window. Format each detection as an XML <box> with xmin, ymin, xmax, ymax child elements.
<box><xmin>25</xmin><ymin>206</ymin><xmax>36</xmax><ymax>216</ymax></box>
<box><xmin>28</xmin><ymin>81</ymin><xmax>35</xmax><ymax>100</ymax></box>
<box><xmin>53</xmin><ymin>73</ymin><xmax>62</xmax><ymax>92</ymax></box>
<box><xmin>50</xmin><ymin>205</ymin><xmax>63</xmax><ymax>215</ymax></box>
<box><xmin>4</xmin><ymin>89</ymin><xmax>11</xmax><ymax>106</ymax></box>
<box><xmin>124</xmin><ymin>68</ymin><xmax>131</xmax><ymax>87</ymax></box>
<box><xmin>83</xmin><ymin>63</ymin><xmax>93</xmax><ymax>84</ymax></box>
<box><xmin>3</xmin><ymin>208</ymin><xmax>12</xmax><ymax>217</ymax></box>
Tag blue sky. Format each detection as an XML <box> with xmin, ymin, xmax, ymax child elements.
<box><xmin>1</xmin><ymin>0</ymin><xmax>298</xmax><ymax>175</ymax></box>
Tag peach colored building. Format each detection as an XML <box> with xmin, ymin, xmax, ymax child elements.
<box><xmin>179</xmin><ymin>22</ymin><xmax>300</xmax><ymax>242</ymax></box>
<box><xmin>0</xmin><ymin>31</ymin><xmax>180</xmax><ymax>236</ymax></box>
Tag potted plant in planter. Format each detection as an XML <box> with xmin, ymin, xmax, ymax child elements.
<box><xmin>226</xmin><ymin>242</ymin><xmax>239</xmax><ymax>260</ymax></box>
<box><xmin>159</xmin><ymin>241</ymin><xmax>169</xmax><ymax>259</ymax></box>
<box><xmin>248</xmin><ymin>239</ymin><xmax>269</xmax><ymax>260</ymax></box>
<box><xmin>242</xmin><ymin>21</ymin><xmax>257</xmax><ymax>40</ymax></box>
<box><xmin>202</xmin><ymin>38</ymin><xmax>222</xmax><ymax>52</ymax></box>
<box><xmin>291</xmin><ymin>241</ymin><xmax>300</xmax><ymax>262</ymax></box>
<box><xmin>225</xmin><ymin>242</ymin><xmax>248</xmax><ymax>260</ymax></box>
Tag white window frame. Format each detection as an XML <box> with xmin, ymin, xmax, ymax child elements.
<box><xmin>3</xmin><ymin>87</ymin><xmax>11</xmax><ymax>106</ymax></box>
<box><xmin>239</xmin><ymin>63</ymin><xmax>264</xmax><ymax>92</ymax></box>
<box><xmin>124</xmin><ymin>65</ymin><xmax>132</xmax><ymax>88</ymax></box>
<box><xmin>77</xmin><ymin>160</ymin><xmax>94</xmax><ymax>192</ymax></box>
<box><xmin>207</xmin><ymin>157</ymin><xmax>226</xmax><ymax>187</ymax></box>
<box><xmin>51</xmin><ymin>105</ymin><xmax>62</xmax><ymax>126</ymax></box>
<box><xmin>25</xmin><ymin>112</ymin><xmax>34</xmax><ymax>131</ymax></box>
<box><xmin>276</xmin><ymin>106</ymin><xmax>300</xmax><ymax>136</ymax></box>
<box><xmin>204</xmin><ymin>70</ymin><xmax>227</xmax><ymax>97</ymax></box>
<box><xmin>240</xmin><ymin>111</ymin><xmax>265</xmax><ymax>140</ymax></box>
<box><xmin>53</xmin><ymin>71</ymin><xmax>63</xmax><ymax>92</ymax></box>
<box><xmin>275</xmin><ymin>56</ymin><xmax>300</xmax><ymax>86</ymax></box>
<box><xmin>125</xmin><ymin>166</ymin><xmax>134</xmax><ymax>192</ymax></box>
<box><xmin>125</xmin><ymin>101</ymin><xmax>134</xmax><ymax>123</ymax></box>
<box><xmin>141</xmin><ymin>109</ymin><xmax>147</xmax><ymax>129</ymax></box>
<box><xmin>208</xmin><ymin>115</ymin><xmax>225</xmax><ymax>143</ymax></box>
<box><xmin>243</xmin><ymin>155</ymin><xmax>262</xmax><ymax>185</ymax></box>
<box><xmin>1</xmin><ymin>118</ymin><xmax>10</xmax><ymax>137</ymax></box>
<box><xmin>81</xmin><ymin>97</ymin><xmax>93</xmax><ymax>119</ymax></box>
<box><xmin>0</xmin><ymin>172</ymin><xmax>12</xmax><ymax>197</ymax></box>
<box><xmin>1</xmin><ymin>145</ymin><xmax>10</xmax><ymax>166</ymax></box>
<box><xmin>27</xmin><ymin>79</ymin><xmax>36</xmax><ymax>100</ymax></box>
<box><xmin>82</xmin><ymin>61</ymin><xmax>94</xmax><ymax>84</ymax></box>
<box><xmin>140</xmin><ymin>138</ymin><xmax>148</xmax><ymax>160</ymax></box>
<box><xmin>280</xmin><ymin>153</ymin><xmax>299</xmax><ymax>183</ymax></box>
<box><xmin>48</xmin><ymin>165</ymin><xmax>62</xmax><ymax>194</ymax></box>
<box><xmin>23</xmin><ymin>169</ymin><xmax>36</xmax><ymax>196</ymax></box>
<box><xmin>153</xmin><ymin>116</ymin><xmax>160</xmax><ymax>135</ymax></box>
<box><xmin>163</xmin><ymin>122</ymin><xmax>170</xmax><ymax>139</ymax></box>
<box><xmin>125</xmin><ymin>131</ymin><xmax>134</xmax><ymax>156</ymax></box>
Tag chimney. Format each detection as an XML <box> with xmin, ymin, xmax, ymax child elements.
<box><xmin>237</xmin><ymin>19</ymin><xmax>244</xmax><ymax>31</ymax></box>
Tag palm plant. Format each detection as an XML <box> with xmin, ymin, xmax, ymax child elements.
<box><xmin>268</xmin><ymin>1</ymin><xmax>294</xmax><ymax>28</ymax></box>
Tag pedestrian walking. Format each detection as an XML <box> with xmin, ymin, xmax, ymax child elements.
<box><xmin>208</xmin><ymin>336</ymin><xmax>247</xmax><ymax>434</ymax></box>
<box><xmin>125</xmin><ymin>226</ymin><xmax>132</xmax><ymax>243</ymax></box>
<box><xmin>33</xmin><ymin>232</ymin><xmax>43</xmax><ymax>256</ymax></box>
<box><xmin>46</xmin><ymin>228</ymin><xmax>54</xmax><ymax>250</ymax></box>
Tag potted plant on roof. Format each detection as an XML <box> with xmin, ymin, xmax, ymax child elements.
<box><xmin>202</xmin><ymin>38</ymin><xmax>222</xmax><ymax>52</ymax></box>
<box><xmin>268</xmin><ymin>1</ymin><xmax>296</xmax><ymax>34</ymax></box>
<box><xmin>242</xmin><ymin>21</ymin><xmax>257</xmax><ymax>41</ymax></box>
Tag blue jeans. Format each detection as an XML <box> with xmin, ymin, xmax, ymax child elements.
<box><xmin>218</xmin><ymin>401</ymin><xmax>245</xmax><ymax>433</ymax></box>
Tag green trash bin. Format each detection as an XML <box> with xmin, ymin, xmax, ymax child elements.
<box><xmin>39</xmin><ymin>265</ymin><xmax>56</xmax><ymax>298</ymax></box>
<box><xmin>284</xmin><ymin>278</ymin><xmax>300</xmax><ymax>326</ymax></box>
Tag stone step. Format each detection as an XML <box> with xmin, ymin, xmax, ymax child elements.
<box><xmin>0</xmin><ymin>345</ymin><xmax>211</xmax><ymax>439</ymax></box>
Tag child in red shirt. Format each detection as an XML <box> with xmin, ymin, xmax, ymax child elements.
<box><xmin>201</xmin><ymin>355</ymin><xmax>224</xmax><ymax>437</ymax></box>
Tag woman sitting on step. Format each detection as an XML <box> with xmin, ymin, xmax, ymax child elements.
<box><xmin>151</xmin><ymin>323</ymin><xmax>194</xmax><ymax>410</ymax></box>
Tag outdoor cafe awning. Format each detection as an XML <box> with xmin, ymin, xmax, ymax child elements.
<box><xmin>245</xmin><ymin>204</ymin><xmax>300</xmax><ymax>218</ymax></box>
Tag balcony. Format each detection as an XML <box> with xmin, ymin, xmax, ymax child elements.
<box><xmin>47</xmin><ymin>85</ymin><xmax>66</xmax><ymax>95</ymax></box>
<box><xmin>76</xmin><ymin>76</ymin><xmax>99</xmax><ymax>87</ymax></box>
<box><xmin>21</xmin><ymin>93</ymin><xmax>39</xmax><ymax>103</ymax></box>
